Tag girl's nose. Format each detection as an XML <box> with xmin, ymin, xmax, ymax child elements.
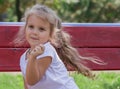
<box><xmin>33</xmin><ymin>29</ymin><xmax>38</xmax><ymax>34</ymax></box>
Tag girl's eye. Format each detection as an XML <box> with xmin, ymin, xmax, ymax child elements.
<box><xmin>39</xmin><ymin>27</ymin><xmax>45</xmax><ymax>31</ymax></box>
<box><xmin>28</xmin><ymin>25</ymin><xmax>34</xmax><ymax>29</ymax></box>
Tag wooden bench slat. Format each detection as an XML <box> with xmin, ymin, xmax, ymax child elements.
<box><xmin>0</xmin><ymin>66</ymin><xmax>20</xmax><ymax>72</ymax></box>
<box><xmin>0</xmin><ymin>48</ymin><xmax>26</xmax><ymax>71</ymax></box>
<box><xmin>64</xmin><ymin>27</ymin><xmax>120</xmax><ymax>47</ymax></box>
<box><xmin>78</xmin><ymin>48</ymin><xmax>120</xmax><ymax>70</ymax></box>
<box><xmin>0</xmin><ymin>48</ymin><xmax>120</xmax><ymax>71</ymax></box>
<box><xmin>1</xmin><ymin>26</ymin><xmax>120</xmax><ymax>48</ymax></box>
<box><xmin>0</xmin><ymin>26</ymin><xmax>19</xmax><ymax>47</ymax></box>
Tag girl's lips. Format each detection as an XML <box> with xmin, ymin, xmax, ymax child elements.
<box><xmin>30</xmin><ymin>37</ymin><xmax>39</xmax><ymax>40</ymax></box>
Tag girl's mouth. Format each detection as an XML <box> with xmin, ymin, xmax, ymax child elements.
<box><xmin>30</xmin><ymin>37</ymin><xmax>39</xmax><ymax>40</ymax></box>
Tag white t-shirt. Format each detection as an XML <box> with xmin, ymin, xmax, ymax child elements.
<box><xmin>20</xmin><ymin>42</ymin><xmax>79</xmax><ymax>89</ymax></box>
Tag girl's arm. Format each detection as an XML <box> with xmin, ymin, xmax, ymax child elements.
<box><xmin>23</xmin><ymin>77</ymin><xmax>28</xmax><ymax>89</ymax></box>
<box><xmin>25</xmin><ymin>45</ymin><xmax>52</xmax><ymax>85</ymax></box>
<box><xmin>26</xmin><ymin>56</ymin><xmax>52</xmax><ymax>85</ymax></box>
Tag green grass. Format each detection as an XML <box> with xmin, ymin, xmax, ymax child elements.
<box><xmin>0</xmin><ymin>72</ymin><xmax>24</xmax><ymax>89</ymax></box>
<box><xmin>0</xmin><ymin>71</ymin><xmax>120</xmax><ymax>89</ymax></box>
<box><xmin>72</xmin><ymin>71</ymin><xmax>120</xmax><ymax>89</ymax></box>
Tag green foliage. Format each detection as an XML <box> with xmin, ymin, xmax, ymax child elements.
<box><xmin>1</xmin><ymin>0</ymin><xmax>120</xmax><ymax>22</ymax></box>
<box><xmin>0</xmin><ymin>0</ymin><xmax>10</xmax><ymax>13</ymax></box>
<box><xmin>0</xmin><ymin>0</ymin><xmax>4</xmax><ymax>3</ymax></box>
<box><xmin>51</xmin><ymin>0</ymin><xmax>120</xmax><ymax>22</ymax></box>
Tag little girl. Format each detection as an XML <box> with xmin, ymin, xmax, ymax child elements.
<box><xmin>14</xmin><ymin>4</ymin><xmax>102</xmax><ymax>89</ymax></box>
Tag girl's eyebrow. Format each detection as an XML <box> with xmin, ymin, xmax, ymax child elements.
<box><xmin>38</xmin><ymin>25</ymin><xmax>45</xmax><ymax>28</ymax></box>
<box><xmin>27</xmin><ymin>22</ymin><xmax>47</xmax><ymax>29</ymax></box>
<box><xmin>27</xmin><ymin>22</ymin><xmax>33</xmax><ymax>24</ymax></box>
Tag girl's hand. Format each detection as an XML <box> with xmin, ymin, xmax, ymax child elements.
<box><xmin>29</xmin><ymin>44</ymin><xmax>45</xmax><ymax>59</ymax></box>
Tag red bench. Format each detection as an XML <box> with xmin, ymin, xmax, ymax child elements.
<box><xmin>0</xmin><ymin>22</ymin><xmax>120</xmax><ymax>71</ymax></box>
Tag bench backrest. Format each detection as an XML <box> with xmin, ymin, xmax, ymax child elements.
<box><xmin>0</xmin><ymin>22</ymin><xmax>120</xmax><ymax>71</ymax></box>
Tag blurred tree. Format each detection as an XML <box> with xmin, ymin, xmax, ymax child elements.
<box><xmin>16</xmin><ymin>0</ymin><xmax>21</xmax><ymax>21</ymax></box>
<box><xmin>1</xmin><ymin>0</ymin><xmax>120</xmax><ymax>22</ymax></box>
<box><xmin>0</xmin><ymin>0</ymin><xmax>10</xmax><ymax>21</ymax></box>
<box><xmin>52</xmin><ymin>0</ymin><xmax>120</xmax><ymax>22</ymax></box>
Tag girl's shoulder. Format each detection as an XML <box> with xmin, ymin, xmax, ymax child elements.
<box><xmin>20</xmin><ymin>49</ymin><xmax>29</xmax><ymax>62</ymax></box>
<box><xmin>20</xmin><ymin>49</ymin><xmax>28</xmax><ymax>58</ymax></box>
<box><xmin>44</xmin><ymin>42</ymin><xmax>55</xmax><ymax>51</ymax></box>
<box><xmin>36</xmin><ymin>42</ymin><xmax>56</xmax><ymax>59</ymax></box>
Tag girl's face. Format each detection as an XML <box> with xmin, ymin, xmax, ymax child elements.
<box><xmin>25</xmin><ymin>14</ymin><xmax>51</xmax><ymax>48</ymax></box>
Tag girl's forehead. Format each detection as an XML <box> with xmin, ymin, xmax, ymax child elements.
<box><xmin>28</xmin><ymin>14</ymin><xmax>45</xmax><ymax>21</ymax></box>
<box><xmin>27</xmin><ymin>14</ymin><xmax>49</xmax><ymax>25</ymax></box>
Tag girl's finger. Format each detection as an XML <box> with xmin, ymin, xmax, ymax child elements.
<box><xmin>39</xmin><ymin>44</ymin><xmax>45</xmax><ymax>51</ymax></box>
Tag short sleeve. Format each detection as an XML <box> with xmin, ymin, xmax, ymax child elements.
<box><xmin>36</xmin><ymin>42</ymin><xmax>54</xmax><ymax>60</ymax></box>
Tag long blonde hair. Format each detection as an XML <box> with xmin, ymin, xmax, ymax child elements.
<box><xmin>14</xmin><ymin>4</ymin><xmax>104</xmax><ymax>78</ymax></box>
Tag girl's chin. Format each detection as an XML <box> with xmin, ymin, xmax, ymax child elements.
<box><xmin>29</xmin><ymin>41</ymin><xmax>48</xmax><ymax>47</ymax></box>
<box><xmin>30</xmin><ymin>43</ymin><xmax>39</xmax><ymax>47</ymax></box>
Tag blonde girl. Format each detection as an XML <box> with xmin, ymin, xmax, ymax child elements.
<box><xmin>14</xmin><ymin>4</ymin><xmax>102</xmax><ymax>89</ymax></box>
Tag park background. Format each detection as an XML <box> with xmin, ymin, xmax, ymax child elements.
<box><xmin>0</xmin><ymin>0</ymin><xmax>120</xmax><ymax>89</ymax></box>
<box><xmin>1</xmin><ymin>0</ymin><xmax>120</xmax><ymax>22</ymax></box>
